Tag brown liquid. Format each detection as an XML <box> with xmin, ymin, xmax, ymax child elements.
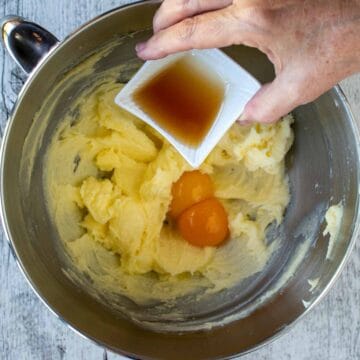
<box><xmin>133</xmin><ymin>56</ymin><xmax>225</xmax><ymax>147</ymax></box>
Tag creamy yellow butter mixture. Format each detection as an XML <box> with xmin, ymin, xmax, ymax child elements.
<box><xmin>45</xmin><ymin>82</ymin><xmax>294</xmax><ymax>304</ymax></box>
<box><xmin>323</xmin><ymin>203</ymin><xmax>343</xmax><ymax>259</ymax></box>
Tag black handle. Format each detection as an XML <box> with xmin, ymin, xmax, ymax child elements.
<box><xmin>1</xmin><ymin>15</ymin><xmax>59</xmax><ymax>74</ymax></box>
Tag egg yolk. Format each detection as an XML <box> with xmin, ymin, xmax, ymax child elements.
<box><xmin>177</xmin><ymin>198</ymin><xmax>229</xmax><ymax>247</ymax></box>
<box><xmin>169</xmin><ymin>170</ymin><xmax>214</xmax><ymax>219</ymax></box>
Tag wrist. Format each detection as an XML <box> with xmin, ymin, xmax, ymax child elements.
<box><xmin>321</xmin><ymin>0</ymin><xmax>360</xmax><ymax>78</ymax></box>
<box><xmin>339</xmin><ymin>0</ymin><xmax>360</xmax><ymax>73</ymax></box>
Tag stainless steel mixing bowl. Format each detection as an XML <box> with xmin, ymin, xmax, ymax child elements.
<box><xmin>1</xmin><ymin>1</ymin><xmax>359</xmax><ymax>359</ymax></box>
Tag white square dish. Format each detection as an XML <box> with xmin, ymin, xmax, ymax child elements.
<box><xmin>115</xmin><ymin>49</ymin><xmax>261</xmax><ymax>168</ymax></box>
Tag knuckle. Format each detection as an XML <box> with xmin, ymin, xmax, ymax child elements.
<box><xmin>289</xmin><ymin>83</ymin><xmax>307</xmax><ymax>106</ymax></box>
<box><xmin>240</xmin><ymin>5</ymin><xmax>275</xmax><ymax>32</ymax></box>
<box><xmin>177</xmin><ymin>17</ymin><xmax>198</xmax><ymax>42</ymax></box>
<box><xmin>179</xmin><ymin>0</ymin><xmax>197</xmax><ymax>13</ymax></box>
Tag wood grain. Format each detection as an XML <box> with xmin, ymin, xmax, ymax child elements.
<box><xmin>1</xmin><ymin>1</ymin><xmax>359</xmax><ymax>359</ymax></box>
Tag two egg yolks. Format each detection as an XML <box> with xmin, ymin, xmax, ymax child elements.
<box><xmin>169</xmin><ymin>171</ymin><xmax>229</xmax><ymax>247</ymax></box>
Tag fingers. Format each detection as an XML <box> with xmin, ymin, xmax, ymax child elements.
<box><xmin>153</xmin><ymin>0</ymin><xmax>233</xmax><ymax>33</ymax></box>
<box><xmin>136</xmin><ymin>7</ymin><xmax>246</xmax><ymax>60</ymax></box>
<box><xmin>239</xmin><ymin>74</ymin><xmax>303</xmax><ymax>124</ymax></box>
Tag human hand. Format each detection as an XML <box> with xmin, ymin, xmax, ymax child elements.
<box><xmin>136</xmin><ymin>0</ymin><xmax>360</xmax><ymax>123</ymax></box>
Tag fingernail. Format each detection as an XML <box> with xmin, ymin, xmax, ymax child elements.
<box><xmin>135</xmin><ymin>42</ymin><xmax>147</xmax><ymax>53</ymax></box>
<box><xmin>237</xmin><ymin>114</ymin><xmax>253</xmax><ymax>126</ymax></box>
<box><xmin>238</xmin><ymin>113</ymin><xmax>247</xmax><ymax>122</ymax></box>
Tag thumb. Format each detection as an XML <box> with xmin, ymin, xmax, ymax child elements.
<box><xmin>240</xmin><ymin>74</ymin><xmax>302</xmax><ymax>124</ymax></box>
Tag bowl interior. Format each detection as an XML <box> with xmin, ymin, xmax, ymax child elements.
<box><xmin>1</xmin><ymin>2</ymin><xmax>359</xmax><ymax>359</ymax></box>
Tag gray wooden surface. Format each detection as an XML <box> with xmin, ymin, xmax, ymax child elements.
<box><xmin>0</xmin><ymin>1</ymin><xmax>359</xmax><ymax>359</ymax></box>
